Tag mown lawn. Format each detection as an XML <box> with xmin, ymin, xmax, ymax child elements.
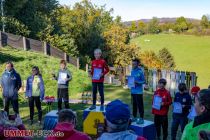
<box><xmin>131</xmin><ymin>34</ymin><xmax>210</xmax><ymax>88</ymax></box>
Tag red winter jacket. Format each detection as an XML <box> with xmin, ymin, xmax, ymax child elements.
<box><xmin>152</xmin><ymin>88</ymin><xmax>172</xmax><ymax>116</ymax></box>
<box><xmin>91</xmin><ymin>59</ymin><xmax>109</xmax><ymax>83</ymax></box>
<box><xmin>47</xmin><ymin>122</ymin><xmax>91</xmax><ymax>140</ymax></box>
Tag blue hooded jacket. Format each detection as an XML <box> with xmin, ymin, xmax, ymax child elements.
<box><xmin>25</xmin><ymin>75</ymin><xmax>45</xmax><ymax>100</ymax></box>
<box><xmin>1</xmin><ymin>69</ymin><xmax>22</xmax><ymax>99</ymax></box>
<box><xmin>131</xmin><ymin>67</ymin><xmax>145</xmax><ymax>94</ymax></box>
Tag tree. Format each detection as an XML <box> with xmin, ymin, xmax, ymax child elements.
<box><xmin>174</xmin><ymin>16</ymin><xmax>188</xmax><ymax>32</ymax></box>
<box><xmin>140</xmin><ymin>50</ymin><xmax>162</xmax><ymax>69</ymax></box>
<box><xmin>57</xmin><ymin>0</ymin><xmax>113</xmax><ymax>59</ymax></box>
<box><xmin>137</xmin><ymin>21</ymin><xmax>146</xmax><ymax>35</ymax></box>
<box><xmin>147</xmin><ymin>17</ymin><xmax>161</xmax><ymax>34</ymax></box>
<box><xmin>0</xmin><ymin>16</ymin><xmax>30</xmax><ymax>36</ymax></box>
<box><xmin>158</xmin><ymin>48</ymin><xmax>176</xmax><ymax>70</ymax></box>
<box><xmin>130</xmin><ymin>21</ymin><xmax>137</xmax><ymax>32</ymax></box>
<box><xmin>200</xmin><ymin>15</ymin><xmax>209</xmax><ymax>29</ymax></box>
<box><xmin>103</xmin><ymin>24</ymin><xmax>140</xmax><ymax>67</ymax></box>
<box><xmin>3</xmin><ymin>0</ymin><xmax>59</xmax><ymax>38</ymax></box>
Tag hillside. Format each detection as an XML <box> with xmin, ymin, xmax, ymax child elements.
<box><xmin>131</xmin><ymin>34</ymin><xmax>210</xmax><ymax>88</ymax></box>
<box><xmin>0</xmin><ymin>47</ymin><xmax>91</xmax><ymax>98</ymax></box>
<box><xmin>123</xmin><ymin>17</ymin><xmax>200</xmax><ymax>26</ymax></box>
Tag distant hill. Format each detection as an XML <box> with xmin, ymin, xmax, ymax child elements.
<box><xmin>123</xmin><ymin>17</ymin><xmax>200</xmax><ymax>26</ymax></box>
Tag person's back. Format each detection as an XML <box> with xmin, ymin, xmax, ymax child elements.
<box><xmin>97</xmin><ymin>99</ymin><xmax>146</xmax><ymax>140</ymax></box>
<box><xmin>47</xmin><ymin>109</ymin><xmax>90</xmax><ymax>140</ymax></box>
<box><xmin>98</xmin><ymin>130</ymin><xmax>145</xmax><ymax>140</ymax></box>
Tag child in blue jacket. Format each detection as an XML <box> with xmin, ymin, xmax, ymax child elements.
<box><xmin>130</xmin><ymin>59</ymin><xmax>145</xmax><ymax>123</ymax></box>
<box><xmin>171</xmin><ymin>83</ymin><xmax>192</xmax><ymax>140</ymax></box>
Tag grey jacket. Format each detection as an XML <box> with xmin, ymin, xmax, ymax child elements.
<box><xmin>98</xmin><ymin>130</ymin><xmax>138</xmax><ymax>140</ymax></box>
<box><xmin>54</xmin><ymin>68</ymin><xmax>72</xmax><ymax>89</ymax></box>
<box><xmin>1</xmin><ymin>69</ymin><xmax>22</xmax><ymax>99</ymax></box>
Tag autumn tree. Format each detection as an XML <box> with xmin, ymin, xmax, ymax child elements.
<box><xmin>140</xmin><ymin>50</ymin><xmax>162</xmax><ymax>69</ymax></box>
<box><xmin>103</xmin><ymin>24</ymin><xmax>140</xmax><ymax>67</ymax></box>
<box><xmin>158</xmin><ymin>48</ymin><xmax>176</xmax><ymax>70</ymax></box>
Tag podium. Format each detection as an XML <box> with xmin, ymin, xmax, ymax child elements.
<box><xmin>83</xmin><ymin>106</ymin><xmax>106</xmax><ymax>136</ymax></box>
<box><xmin>129</xmin><ymin>120</ymin><xmax>156</xmax><ymax>140</ymax></box>
<box><xmin>43</xmin><ymin>110</ymin><xmax>58</xmax><ymax>130</ymax></box>
<box><xmin>83</xmin><ymin>106</ymin><xmax>106</xmax><ymax>120</ymax></box>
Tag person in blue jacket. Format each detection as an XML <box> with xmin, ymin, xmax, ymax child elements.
<box><xmin>0</xmin><ymin>61</ymin><xmax>22</xmax><ymax>116</ymax></box>
<box><xmin>26</xmin><ymin>66</ymin><xmax>45</xmax><ymax>125</ymax></box>
<box><xmin>171</xmin><ymin>83</ymin><xmax>192</xmax><ymax>140</ymax></box>
<box><xmin>130</xmin><ymin>58</ymin><xmax>145</xmax><ymax>123</ymax></box>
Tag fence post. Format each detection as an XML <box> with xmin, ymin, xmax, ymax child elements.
<box><xmin>0</xmin><ymin>31</ymin><xmax>7</xmax><ymax>47</ymax></box>
<box><xmin>64</xmin><ymin>53</ymin><xmax>67</xmax><ymax>61</ymax></box>
<box><xmin>23</xmin><ymin>37</ymin><xmax>27</xmax><ymax>51</ymax></box>
<box><xmin>86</xmin><ymin>64</ymin><xmax>89</xmax><ymax>73</ymax></box>
<box><xmin>77</xmin><ymin>58</ymin><xmax>80</xmax><ymax>69</ymax></box>
<box><xmin>43</xmin><ymin>42</ymin><xmax>47</xmax><ymax>55</ymax></box>
<box><xmin>0</xmin><ymin>31</ymin><xmax>2</xmax><ymax>48</ymax></box>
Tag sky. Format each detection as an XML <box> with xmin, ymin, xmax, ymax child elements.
<box><xmin>58</xmin><ymin>0</ymin><xmax>210</xmax><ymax>21</ymax></box>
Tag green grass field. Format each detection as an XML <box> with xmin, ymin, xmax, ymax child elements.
<box><xmin>131</xmin><ymin>34</ymin><xmax>210</xmax><ymax>88</ymax></box>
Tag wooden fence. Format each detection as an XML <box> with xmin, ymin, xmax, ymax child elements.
<box><xmin>0</xmin><ymin>31</ymin><xmax>79</xmax><ymax>69</ymax></box>
<box><xmin>126</xmin><ymin>66</ymin><xmax>197</xmax><ymax>96</ymax></box>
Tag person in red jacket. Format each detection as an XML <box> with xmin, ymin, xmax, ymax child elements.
<box><xmin>89</xmin><ymin>48</ymin><xmax>109</xmax><ymax>111</ymax></box>
<box><xmin>152</xmin><ymin>78</ymin><xmax>172</xmax><ymax>140</ymax></box>
<box><xmin>47</xmin><ymin>109</ymin><xmax>91</xmax><ymax>140</ymax></box>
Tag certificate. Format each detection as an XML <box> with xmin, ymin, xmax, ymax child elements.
<box><xmin>127</xmin><ymin>76</ymin><xmax>135</xmax><ymax>88</ymax></box>
<box><xmin>173</xmin><ymin>102</ymin><xmax>182</xmax><ymax>113</ymax></box>
<box><xmin>187</xmin><ymin>106</ymin><xmax>197</xmax><ymax>120</ymax></box>
<box><xmin>58</xmin><ymin>72</ymin><xmax>67</xmax><ymax>84</ymax></box>
<box><xmin>152</xmin><ymin>95</ymin><xmax>162</xmax><ymax>110</ymax></box>
<box><xmin>92</xmin><ymin>68</ymin><xmax>102</xmax><ymax>80</ymax></box>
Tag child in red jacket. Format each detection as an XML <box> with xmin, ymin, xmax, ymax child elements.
<box><xmin>152</xmin><ymin>78</ymin><xmax>172</xmax><ymax>140</ymax></box>
<box><xmin>89</xmin><ymin>48</ymin><xmax>109</xmax><ymax>111</ymax></box>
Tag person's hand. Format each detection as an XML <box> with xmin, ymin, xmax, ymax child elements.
<box><xmin>65</xmin><ymin>78</ymin><xmax>68</xmax><ymax>81</ymax></box>
<box><xmin>15</xmin><ymin>114</ymin><xmax>22</xmax><ymax>126</ymax></box>
<box><xmin>99</xmin><ymin>73</ymin><xmax>103</xmax><ymax>78</ymax></box>
<box><xmin>25</xmin><ymin>96</ymin><xmax>28</xmax><ymax>99</ymax></box>
<box><xmin>182</xmin><ymin>105</ymin><xmax>185</xmax><ymax>108</ymax></box>
<box><xmin>161</xmin><ymin>102</ymin><xmax>164</xmax><ymax>106</ymax></box>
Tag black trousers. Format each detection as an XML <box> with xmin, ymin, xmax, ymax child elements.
<box><xmin>29</xmin><ymin>96</ymin><xmax>42</xmax><ymax>121</ymax></box>
<box><xmin>171</xmin><ymin>114</ymin><xmax>188</xmax><ymax>140</ymax></box>
<box><xmin>92</xmin><ymin>82</ymin><xmax>104</xmax><ymax>105</ymax></box>
<box><xmin>154</xmin><ymin>115</ymin><xmax>168</xmax><ymax>140</ymax></box>
<box><xmin>132</xmin><ymin>94</ymin><xmax>144</xmax><ymax>118</ymax></box>
<box><xmin>57</xmin><ymin>88</ymin><xmax>69</xmax><ymax>110</ymax></box>
<box><xmin>3</xmin><ymin>97</ymin><xmax>19</xmax><ymax>115</ymax></box>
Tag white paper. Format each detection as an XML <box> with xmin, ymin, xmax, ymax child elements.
<box><xmin>187</xmin><ymin>106</ymin><xmax>197</xmax><ymax>120</ymax></box>
<box><xmin>58</xmin><ymin>72</ymin><xmax>67</xmax><ymax>84</ymax></box>
<box><xmin>92</xmin><ymin>68</ymin><xmax>102</xmax><ymax>80</ymax></box>
<box><xmin>173</xmin><ymin>102</ymin><xmax>182</xmax><ymax>113</ymax></box>
<box><xmin>152</xmin><ymin>95</ymin><xmax>162</xmax><ymax>110</ymax></box>
<box><xmin>128</xmin><ymin>76</ymin><xmax>135</xmax><ymax>88</ymax></box>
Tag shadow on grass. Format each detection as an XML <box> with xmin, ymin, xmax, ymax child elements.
<box><xmin>0</xmin><ymin>51</ymin><xmax>24</xmax><ymax>64</ymax></box>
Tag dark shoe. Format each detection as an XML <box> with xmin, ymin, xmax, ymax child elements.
<box><xmin>89</xmin><ymin>105</ymin><xmax>96</xmax><ymax>110</ymax></box>
<box><xmin>131</xmin><ymin>117</ymin><xmax>137</xmax><ymax>122</ymax></box>
<box><xmin>100</xmin><ymin>105</ymin><xmax>104</xmax><ymax>111</ymax></box>
<box><xmin>137</xmin><ymin>118</ymin><xmax>144</xmax><ymax>124</ymax></box>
